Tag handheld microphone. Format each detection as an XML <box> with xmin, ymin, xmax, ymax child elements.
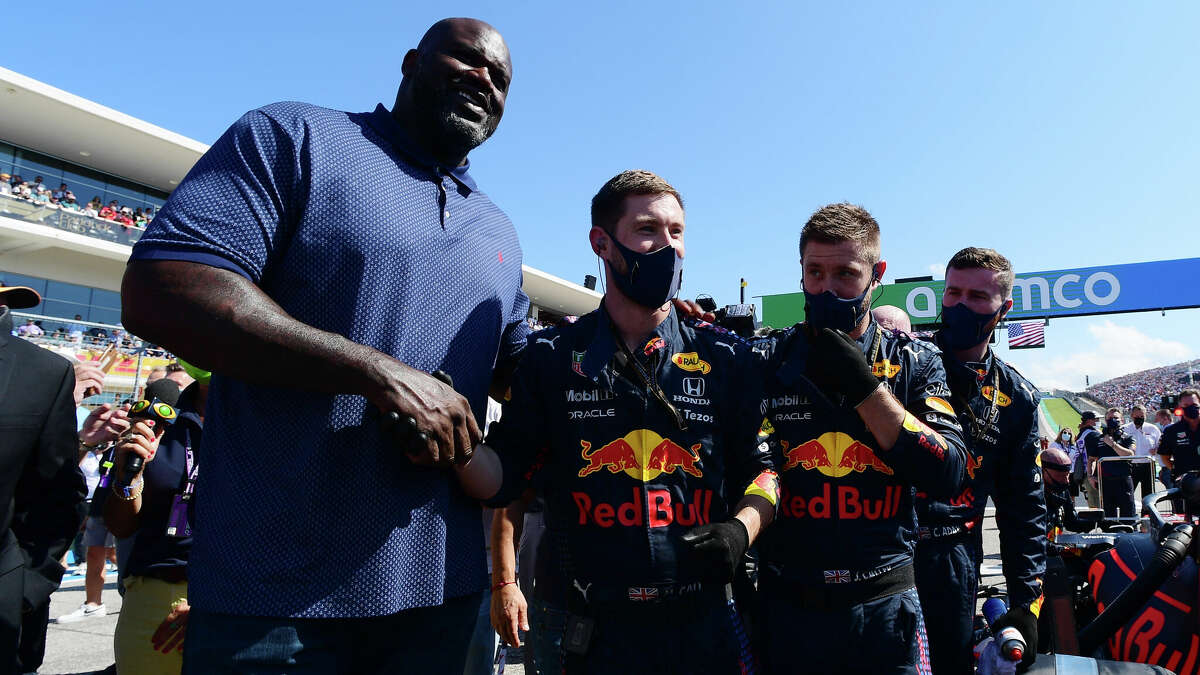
<box><xmin>118</xmin><ymin>398</ymin><xmax>178</xmax><ymax>486</ymax></box>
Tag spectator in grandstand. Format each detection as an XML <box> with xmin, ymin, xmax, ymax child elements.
<box><xmin>1124</xmin><ymin>404</ymin><xmax>1160</xmax><ymax>496</ymax></box>
<box><xmin>66</xmin><ymin>314</ymin><xmax>85</xmax><ymax>340</ymax></box>
<box><xmin>0</xmin><ymin>174</ymin><xmax>10</xmax><ymax>196</ymax></box>
<box><xmin>106</xmin><ymin>372</ymin><xmax>207</xmax><ymax>674</ymax></box>
<box><xmin>0</xmin><ymin>282</ymin><xmax>87</xmax><ymax>673</ymax></box>
<box><xmin>99</xmin><ymin>202</ymin><xmax>117</xmax><ymax>220</ymax></box>
<box><xmin>123</xmin><ymin>17</ymin><xmax>525</xmax><ymax>673</ymax></box>
<box><xmin>82</xmin><ymin>200</ymin><xmax>99</xmax><ymax>217</ymax></box>
<box><xmin>16</xmin><ymin>318</ymin><xmax>43</xmax><ymax>337</ymax></box>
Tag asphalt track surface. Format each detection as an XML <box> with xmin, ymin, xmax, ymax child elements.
<box><xmin>36</xmin><ymin>503</ymin><xmax>1024</xmax><ymax>674</ymax></box>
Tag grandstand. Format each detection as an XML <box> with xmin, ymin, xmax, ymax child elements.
<box><xmin>1084</xmin><ymin>358</ymin><xmax>1200</xmax><ymax>411</ymax></box>
<box><xmin>1</xmin><ymin>66</ymin><xmax>602</xmax><ymax>393</ymax></box>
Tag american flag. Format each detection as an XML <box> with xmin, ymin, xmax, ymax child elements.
<box><xmin>1008</xmin><ymin>320</ymin><xmax>1045</xmax><ymax>349</ymax></box>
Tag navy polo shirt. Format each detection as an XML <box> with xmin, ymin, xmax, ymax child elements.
<box><xmin>125</xmin><ymin>383</ymin><xmax>203</xmax><ymax>579</ymax></box>
<box><xmin>129</xmin><ymin>102</ymin><xmax>530</xmax><ymax>617</ymax></box>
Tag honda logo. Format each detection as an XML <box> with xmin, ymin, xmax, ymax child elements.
<box><xmin>682</xmin><ymin>377</ymin><xmax>705</xmax><ymax>397</ymax></box>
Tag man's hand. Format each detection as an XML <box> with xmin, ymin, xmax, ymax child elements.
<box><xmin>490</xmin><ymin>584</ymin><xmax>528</xmax><ymax>647</ymax></box>
<box><xmin>672</xmin><ymin>298</ymin><xmax>717</xmax><ymax>323</ymax></box>
<box><xmin>805</xmin><ymin>327</ymin><xmax>880</xmax><ymax>406</ymax></box>
<box><xmin>680</xmin><ymin>519</ymin><xmax>749</xmax><ymax>583</ymax></box>
<box><xmin>993</xmin><ymin>605</ymin><xmax>1038</xmax><ymax>669</ymax></box>
<box><xmin>79</xmin><ymin>403</ymin><xmax>131</xmax><ymax>447</ymax></box>
<box><xmin>369</xmin><ymin>359</ymin><xmax>480</xmax><ymax>468</ymax></box>
<box><xmin>150</xmin><ymin>600</ymin><xmax>189</xmax><ymax>654</ymax></box>
<box><xmin>73</xmin><ymin>362</ymin><xmax>107</xmax><ymax>404</ymax></box>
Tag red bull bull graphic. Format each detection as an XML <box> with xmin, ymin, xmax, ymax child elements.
<box><xmin>643</xmin><ymin>336</ymin><xmax>666</xmax><ymax>356</ymax></box>
<box><xmin>572</xmin><ymin>488</ymin><xmax>714</xmax><ymax>528</ymax></box>
<box><xmin>577</xmin><ymin>430</ymin><xmax>704</xmax><ymax>480</ymax></box>
<box><xmin>778</xmin><ymin>484</ymin><xmax>905</xmax><ymax>520</ymax></box>
<box><xmin>780</xmin><ymin>432</ymin><xmax>894</xmax><ymax>477</ymax></box>
<box><xmin>965</xmin><ymin>452</ymin><xmax>983</xmax><ymax>480</ymax></box>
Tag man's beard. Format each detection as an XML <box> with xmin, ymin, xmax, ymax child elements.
<box><xmin>411</xmin><ymin>75</ymin><xmax>498</xmax><ymax>155</ymax></box>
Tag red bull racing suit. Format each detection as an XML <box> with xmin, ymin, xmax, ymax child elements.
<box><xmin>913</xmin><ymin>334</ymin><xmax>1047</xmax><ymax>674</ymax></box>
<box><xmin>752</xmin><ymin>321</ymin><xmax>966</xmax><ymax>674</ymax></box>
<box><xmin>484</xmin><ymin>305</ymin><xmax>778</xmax><ymax>674</ymax></box>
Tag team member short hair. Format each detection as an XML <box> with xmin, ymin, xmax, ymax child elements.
<box><xmin>799</xmin><ymin>203</ymin><xmax>880</xmax><ymax>265</ymax></box>
<box><xmin>591</xmin><ymin>170</ymin><xmax>683</xmax><ymax>235</ymax></box>
<box><xmin>1180</xmin><ymin>388</ymin><xmax>1200</xmax><ymax>402</ymax></box>
<box><xmin>946</xmin><ymin>247</ymin><xmax>1015</xmax><ymax>299</ymax></box>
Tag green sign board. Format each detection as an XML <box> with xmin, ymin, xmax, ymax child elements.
<box><xmin>760</xmin><ymin>257</ymin><xmax>1200</xmax><ymax>329</ymax></box>
<box><xmin>761</xmin><ymin>280</ymin><xmax>943</xmax><ymax>328</ymax></box>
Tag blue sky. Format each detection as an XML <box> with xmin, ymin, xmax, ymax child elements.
<box><xmin>7</xmin><ymin>1</ymin><xmax>1198</xmax><ymax>392</ymax></box>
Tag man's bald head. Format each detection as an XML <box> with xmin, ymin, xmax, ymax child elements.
<box><xmin>395</xmin><ymin>18</ymin><xmax>512</xmax><ymax>166</ymax></box>
<box><xmin>872</xmin><ymin>305</ymin><xmax>912</xmax><ymax>333</ymax></box>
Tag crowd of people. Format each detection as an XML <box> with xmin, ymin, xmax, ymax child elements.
<box><xmin>0</xmin><ymin>173</ymin><xmax>157</xmax><ymax>230</ymax></box>
<box><xmin>5</xmin><ymin>16</ymin><xmax>1200</xmax><ymax>675</ymax></box>
<box><xmin>1085</xmin><ymin>359</ymin><xmax>1200</xmax><ymax>412</ymax></box>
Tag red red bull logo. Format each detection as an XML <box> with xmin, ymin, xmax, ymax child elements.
<box><xmin>779</xmin><ymin>484</ymin><xmax>905</xmax><ymax>520</ymax></box>
<box><xmin>578</xmin><ymin>430</ymin><xmax>703</xmax><ymax>480</ymax></box>
<box><xmin>572</xmin><ymin>488</ymin><xmax>714</xmax><ymax>528</ymax></box>
<box><xmin>780</xmin><ymin>432</ymin><xmax>894</xmax><ymax>477</ymax></box>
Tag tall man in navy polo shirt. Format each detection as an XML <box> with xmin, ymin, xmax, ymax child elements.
<box><xmin>122</xmin><ymin>18</ymin><xmax>529</xmax><ymax>673</ymax></box>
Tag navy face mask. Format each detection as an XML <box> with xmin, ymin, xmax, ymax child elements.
<box><xmin>940</xmin><ymin>302</ymin><xmax>1004</xmax><ymax>351</ymax></box>
<box><xmin>1184</xmin><ymin>404</ymin><xmax>1200</xmax><ymax>421</ymax></box>
<box><xmin>607</xmin><ymin>237</ymin><xmax>683</xmax><ymax>309</ymax></box>
<box><xmin>803</xmin><ymin>269</ymin><xmax>878</xmax><ymax>333</ymax></box>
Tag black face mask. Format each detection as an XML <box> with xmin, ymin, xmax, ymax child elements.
<box><xmin>1184</xmin><ymin>404</ymin><xmax>1200</xmax><ymax>421</ymax></box>
<box><xmin>802</xmin><ymin>267</ymin><xmax>879</xmax><ymax>333</ymax></box>
<box><xmin>1133</xmin><ymin>417</ymin><xmax>1145</xmax><ymax>428</ymax></box>
<box><xmin>606</xmin><ymin>238</ymin><xmax>683</xmax><ymax>309</ymax></box>
<box><xmin>940</xmin><ymin>302</ymin><xmax>1004</xmax><ymax>351</ymax></box>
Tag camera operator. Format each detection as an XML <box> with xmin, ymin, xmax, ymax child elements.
<box><xmin>1088</xmin><ymin>408</ymin><xmax>1137</xmax><ymax>518</ymax></box>
<box><xmin>1156</xmin><ymin>390</ymin><xmax>1200</xmax><ymax>502</ymax></box>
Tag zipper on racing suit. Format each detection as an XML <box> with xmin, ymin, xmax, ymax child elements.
<box><xmin>614</xmin><ymin>342</ymin><xmax>688</xmax><ymax>431</ymax></box>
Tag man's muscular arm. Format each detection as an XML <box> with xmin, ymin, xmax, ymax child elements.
<box><xmin>122</xmin><ymin>260</ymin><xmax>479</xmax><ymax>465</ymax></box>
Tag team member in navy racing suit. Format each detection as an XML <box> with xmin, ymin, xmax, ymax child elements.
<box><xmin>752</xmin><ymin>203</ymin><xmax>966</xmax><ymax>674</ymax></box>
<box><xmin>1040</xmin><ymin>447</ymin><xmax>1092</xmax><ymax>537</ymax></box>
<box><xmin>913</xmin><ymin>247</ymin><xmax>1046</xmax><ymax>674</ymax></box>
<box><xmin>1155</xmin><ymin>389</ymin><xmax>1200</xmax><ymax>513</ymax></box>
<box><xmin>456</xmin><ymin>170</ymin><xmax>779</xmax><ymax>674</ymax></box>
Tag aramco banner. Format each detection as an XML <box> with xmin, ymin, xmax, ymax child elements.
<box><xmin>760</xmin><ymin>257</ymin><xmax>1200</xmax><ymax>328</ymax></box>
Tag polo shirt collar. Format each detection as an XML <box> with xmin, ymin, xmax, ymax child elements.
<box><xmin>580</xmin><ymin>301</ymin><xmax>681</xmax><ymax>381</ymax></box>
<box><xmin>365</xmin><ymin>104</ymin><xmax>478</xmax><ymax>193</ymax></box>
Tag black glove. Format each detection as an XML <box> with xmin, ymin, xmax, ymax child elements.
<box><xmin>993</xmin><ymin>605</ymin><xmax>1038</xmax><ymax>670</ymax></box>
<box><xmin>680</xmin><ymin>518</ymin><xmax>749</xmax><ymax>584</ymax></box>
<box><xmin>806</xmin><ymin>327</ymin><xmax>880</xmax><ymax>406</ymax></box>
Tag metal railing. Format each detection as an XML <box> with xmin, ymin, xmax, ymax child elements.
<box><xmin>0</xmin><ymin>192</ymin><xmax>148</xmax><ymax>246</ymax></box>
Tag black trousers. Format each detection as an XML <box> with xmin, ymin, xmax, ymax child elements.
<box><xmin>915</xmin><ymin>536</ymin><xmax>978</xmax><ymax>675</ymax></box>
